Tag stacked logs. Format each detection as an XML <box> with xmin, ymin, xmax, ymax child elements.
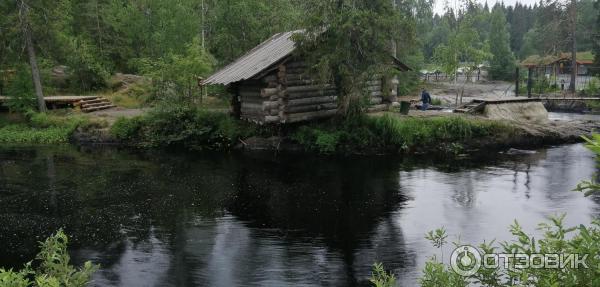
<box><xmin>279</xmin><ymin>61</ymin><xmax>338</xmax><ymax>123</ymax></box>
<box><xmin>236</xmin><ymin>60</ymin><xmax>398</xmax><ymax>124</ymax></box>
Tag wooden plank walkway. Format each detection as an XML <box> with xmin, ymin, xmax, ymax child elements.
<box><xmin>0</xmin><ymin>95</ymin><xmax>98</xmax><ymax>104</ymax></box>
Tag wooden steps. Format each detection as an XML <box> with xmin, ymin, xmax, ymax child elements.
<box><xmin>77</xmin><ymin>97</ymin><xmax>115</xmax><ymax>113</ymax></box>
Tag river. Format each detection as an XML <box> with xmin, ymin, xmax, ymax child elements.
<box><xmin>0</xmin><ymin>113</ymin><xmax>598</xmax><ymax>286</ymax></box>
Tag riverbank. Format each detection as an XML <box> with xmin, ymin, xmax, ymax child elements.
<box><xmin>82</xmin><ymin>108</ymin><xmax>600</xmax><ymax>155</ymax></box>
<box><xmin>0</xmin><ymin>107</ymin><xmax>597</xmax><ymax>155</ymax></box>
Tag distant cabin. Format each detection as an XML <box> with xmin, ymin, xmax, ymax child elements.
<box><xmin>521</xmin><ymin>52</ymin><xmax>594</xmax><ymax>76</ymax></box>
<box><xmin>201</xmin><ymin>30</ymin><xmax>411</xmax><ymax>124</ymax></box>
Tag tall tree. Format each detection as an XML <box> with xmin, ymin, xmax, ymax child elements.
<box><xmin>18</xmin><ymin>0</ymin><xmax>45</xmax><ymax>112</ymax></box>
<box><xmin>434</xmin><ymin>13</ymin><xmax>489</xmax><ymax>105</ymax></box>
<box><xmin>296</xmin><ymin>0</ymin><xmax>416</xmax><ymax>115</ymax></box>
<box><xmin>593</xmin><ymin>0</ymin><xmax>600</xmax><ymax>72</ymax></box>
<box><xmin>569</xmin><ymin>0</ymin><xmax>577</xmax><ymax>92</ymax></box>
<box><xmin>489</xmin><ymin>6</ymin><xmax>516</xmax><ymax>80</ymax></box>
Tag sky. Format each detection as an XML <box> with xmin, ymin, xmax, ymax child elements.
<box><xmin>433</xmin><ymin>0</ymin><xmax>540</xmax><ymax>14</ymax></box>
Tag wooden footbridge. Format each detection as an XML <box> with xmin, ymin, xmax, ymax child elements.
<box><xmin>0</xmin><ymin>95</ymin><xmax>115</xmax><ymax>112</ymax></box>
<box><xmin>454</xmin><ymin>97</ymin><xmax>600</xmax><ymax>114</ymax></box>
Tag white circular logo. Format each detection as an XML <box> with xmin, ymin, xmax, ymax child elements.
<box><xmin>450</xmin><ymin>245</ymin><xmax>482</xmax><ymax>276</ymax></box>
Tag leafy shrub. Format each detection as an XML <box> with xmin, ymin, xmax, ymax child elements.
<box><xmin>0</xmin><ymin>229</ymin><xmax>98</xmax><ymax>287</ymax></box>
<box><xmin>5</xmin><ymin>65</ymin><xmax>37</xmax><ymax>113</ymax></box>
<box><xmin>369</xmin><ymin>263</ymin><xmax>396</xmax><ymax>287</ymax></box>
<box><xmin>0</xmin><ymin>112</ymin><xmax>86</xmax><ymax>144</ymax></box>
<box><xmin>291</xmin><ymin>114</ymin><xmax>513</xmax><ymax>155</ymax></box>
<box><xmin>291</xmin><ymin>126</ymin><xmax>342</xmax><ymax>154</ymax></box>
<box><xmin>110</xmin><ymin>105</ymin><xmax>253</xmax><ymax>150</ymax></box>
<box><xmin>573</xmin><ymin>134</ymin><xmax>600</xmax><ymax>195</ymax></box>
<box><xmin>585</xmin><ymin>78</ymin><xmax>600</xmax><ymax>96</ymax></box>
<box><xmin>64</xmin><ymin>37</ymin><xmax>110</xmax><ymax>92</ymax></box>
<box><xmin>110</xmin><ymin>116</ymin><xmax>144</xmax><ymax>141</ymax></box>
<box><xmin>138</xmin><ymin>38</ymin><xmax>214</xmax><ymax>104</ymax></box>
<box><xmin>430</xmin><ymin>98</ymin><xmax>443</xmax><ymax>106</ymax></box>
<box><xmin>420</xmin><ymin>215</ymin><xmax>600</xmax><ymax>287</ymax></box>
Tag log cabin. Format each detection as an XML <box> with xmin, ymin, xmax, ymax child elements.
<box><xmin>201</xmin><ymin>30</ymin><xmax>411</xmax><ymax>124</ymax></box>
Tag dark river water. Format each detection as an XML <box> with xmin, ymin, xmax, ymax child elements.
<box><xmin>0</xmin><ymin>113</ymin><xmax>599</xmax><ymax>287</ymax></box>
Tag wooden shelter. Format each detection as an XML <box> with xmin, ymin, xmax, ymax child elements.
<box><xmin>202</xmin><ymin>31</ymin><xmax>410</xmax><ymax>124</ymax></box>
<box><xmin>521</xmin><ymin>51</ymin><xmax>594</xmax><ymax>76</ymax></box>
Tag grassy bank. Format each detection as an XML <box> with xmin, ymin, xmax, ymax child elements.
<box><xmin>292</xmin><ymin>114</ymin><xmax>516</xmax><ymax>154</ymax></box>
<box><xmin>0</xmin><ymin>112</ymin><xmax>101</xmax><ymax>144</ymax></box>
<box><xmin>110</xmin><ymin>106</ymin><xmax>258</xmax><ymax>150</ymax></box>
<box><xmin>110</xmin><ymin>107</ymin><xmax>517</xmax><ymax>155</ymax></box>
<box><xmin>0</xmin><ymin>106</ymin><xmax>519</xmax><ymax>154</ymax></box>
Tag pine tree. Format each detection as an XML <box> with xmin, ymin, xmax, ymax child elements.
<box><xmin>488</xmin><ymin>6</ymin><xmax>516</xmax><ymax>80</ymax></box>
<box><xmin>593</xmin><ymin>0</ymin><xmax>600</xmax><ymax>73</ymax></box>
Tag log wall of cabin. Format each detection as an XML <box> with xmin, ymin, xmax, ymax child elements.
<box><xmin>237</xmin><ymin>59</ymin><xmax>399</xmax><ymax>124</ymax></box>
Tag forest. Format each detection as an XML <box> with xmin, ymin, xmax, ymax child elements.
<box><xmin>0</xmin><ymin>0</ymin><xmax>599</xmax><ymax>110</ymax></box>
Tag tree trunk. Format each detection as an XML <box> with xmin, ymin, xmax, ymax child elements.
<box><xmin>19</xmin><ymin>1</ymin><xmax>46</xmax><ymax>112</ymax></box>
<box><xmin>569</xmin><ymin>0</ymin><xmax>577</xmax><ymax>93</ymax></box>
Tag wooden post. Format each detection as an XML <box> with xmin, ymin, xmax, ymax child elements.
<box><xmin>527</xmin><ymin>67</ymin><xmax>533</xmax><ymax>98</ymax></box>
<box><xmin>569</xmin><ymin>0</ymin><xmax>577</xmax><ymax>94</ymax></box>
<box><xmin>515</xmin><ymin>67</ymin><xmax>520</xmax><ymax>97</ymax></box>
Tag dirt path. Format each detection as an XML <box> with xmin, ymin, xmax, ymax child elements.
<box><xmin>84</xmin><ymin>107</ymin><xmax>147</xmax><ymax>123</ymax></box>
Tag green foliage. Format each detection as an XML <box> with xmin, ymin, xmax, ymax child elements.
<box><xmin>420</xmin><ymin>215</ymin><xmax>600</xmax><ymax>286</ymax></box>
<box><xmin>433</xmin><ymin>16</ymin><xmax>489</xmax><ymax>82</ymax></box>
<box><xmin>291</xmin><ymin>127</ymin><xmax>343</xmax><ymax>154</ymax></box>
<box><xmin>63</xmin><ymin>37</ymin><xmax>110</xmax><ymax>92</ymax></box>
<box><xmin>585</xmin><ymin>100</ymin><xmax>600</xmax><ymax>111</ymax></box>
<box><xmin>430</xmin><ymin>98</ymin><xmax>442</xmax><ymax>106</ymax></box>
<box><xmin>420</xmin><ymin>260</ymin><xmax>467</xmax><ymax>287</ymax></box>
<box><xmin>291</xmin><ymin>114</ymin><xmax>514</xmax><ymax>155</ymax></box>
<box><xmin>5</xmin><ymin>66</ymin><xmax>37</xmax><ymax>113</ymax></box>
<box><xmin>0</xmin><ymin>112</ymin><xmax>86</xmax><ymax>144</ymax></box>
<box><xmin>584</xmin><ymin>78</ymin><xmax>600</xmax><ymax>96</ymax></box>
<box><xmin>0</xmin><ymin>229</ymin><xmax>98</xmax><ymax>287</ymax></box>
<box><xmin>138</xmin><ymin>38</ymin><xmax>214</xmax><ymax>103</ymax></box>
<box><xmin>208</xmin><ymin>0</ymin><xmax>301</xmax><ymax>65</ymax></box>
<box><xmin>296</xmin><ymin>0</ymin><xmax>416</xmax><ymax>115</ymax></box>
<box><xmin>425</xmin><ymin>228</ymin><xmax>448</xmax><ymax>249</ymax></box>
<box><xmin>591</xmin><ymin>0</ymin><xmax>600</xmax><ymax>69</ymax></box>
<box><xmin>488</xmin><ymin>7</ymin><xmax>516</xmax><ymax>80</ymax></box>
<box><xmin>369</xmin><ymin>263</ymin><xmax>396</xmax><ymax>287</ymax></box>
<box><xmin>573</xmin><ymin>134</ymin><xmax>600</xmax><ymax>195</ymax></box>
<box><xmin>110</xmin><ymin>106</ymin><xmax>253</xmax><ymax>150</ymax></box>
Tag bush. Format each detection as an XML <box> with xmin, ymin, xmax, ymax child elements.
<box><xmin>0</xmin><ymin>112</ymin><xmax>86</xmax><ymax>144</ymax></box>
<box><xmin>420</xmin><ymin>215</ymin><xmax>600</xmax><ymax>287</ymax></box>
<box><xmin>5</xmin><ymin>65</ymin><xmax>37</xmax><ymax>113</ymax></box>
<box><xmin>110</xmin><ymin>105</ymin><xmax>253</xmax><ymax>150</ymax></box>
<box><xmin>0</xmin><ymin>230</ymin><xmax>98</xmax><ymax>287</ymax></box>
<box><xmin>431</xmin><ymin>98</ymin><xmax>443</xmax><ymax>106</ymax></box>
<box><xmin>138</xmin><ymin>38</ymin><xmax>214</xmax><ymax>104</ymax></box>
<box><xmin>291</xmin><ymin>114</ymin><xmax>512</xmax><ymax>155</ymax></box>
<box><xmin>419</xmin><ymin>137</ymin><xmax>600</xmax><ymax>287</ymax></box>
<box><xmin>369</xmin><ymin>263</ymin><xmax>396</xmax><ymax>287</ymax></box>
<box><xmin>111</xmin><ymin>116</ymin><xmax>144</xmax><ymax>141</ymax></box>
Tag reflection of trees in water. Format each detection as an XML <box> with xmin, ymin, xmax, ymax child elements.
<box><xmin>226</xmin><ymin>155</ymin><xmax>410</xmax><ymax>285</ymax></box>
<box><xmin>0</xmin><ymin>145</ymin><xmax>570</xmax><ymax>286</ymax></box>
<box><xmin>0</xmin><ymin>147</ymin><xmax>238</xmax><ymax>270</ymax></box>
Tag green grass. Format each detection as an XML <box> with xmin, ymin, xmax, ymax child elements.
<box><xmin>291</xmin><ymin>114</ymin><xmax>515</xmax><ymax>154</ymax></box>
<box><xmin>0</xmin><ymin>112</ymin><xmax>89</xmax><ymax>144</ymax></box>
<box><xmin>110</xmin><ymin>105</ymin><xmax>255</xmax><ymax>150</ymax></box>
<box><xmin>430</xmin><ymin>97</ymin><xmax>442</xmax><ymax>106</ymax></box>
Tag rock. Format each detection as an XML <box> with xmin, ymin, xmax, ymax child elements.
<box><xmin>505</xmin><ymin>148</ymin><xmax>537</xmax><ymax>155</ymax></box>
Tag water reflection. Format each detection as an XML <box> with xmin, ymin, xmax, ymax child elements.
<box><xmin>0</xmin><ymin>142</ymin><xmax>597</xmax><ymax>286</ymax></box>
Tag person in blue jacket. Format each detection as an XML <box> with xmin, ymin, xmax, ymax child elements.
<box><xmin>421</xmin><ymin>89</ymin><xmax>432</xmax><ymax>111</ymax></box>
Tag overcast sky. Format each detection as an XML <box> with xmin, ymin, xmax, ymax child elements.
<box><xmin>433</xmin><ymin>0</ymin><xmax>539</xmax><ymax>14</ymax></box>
